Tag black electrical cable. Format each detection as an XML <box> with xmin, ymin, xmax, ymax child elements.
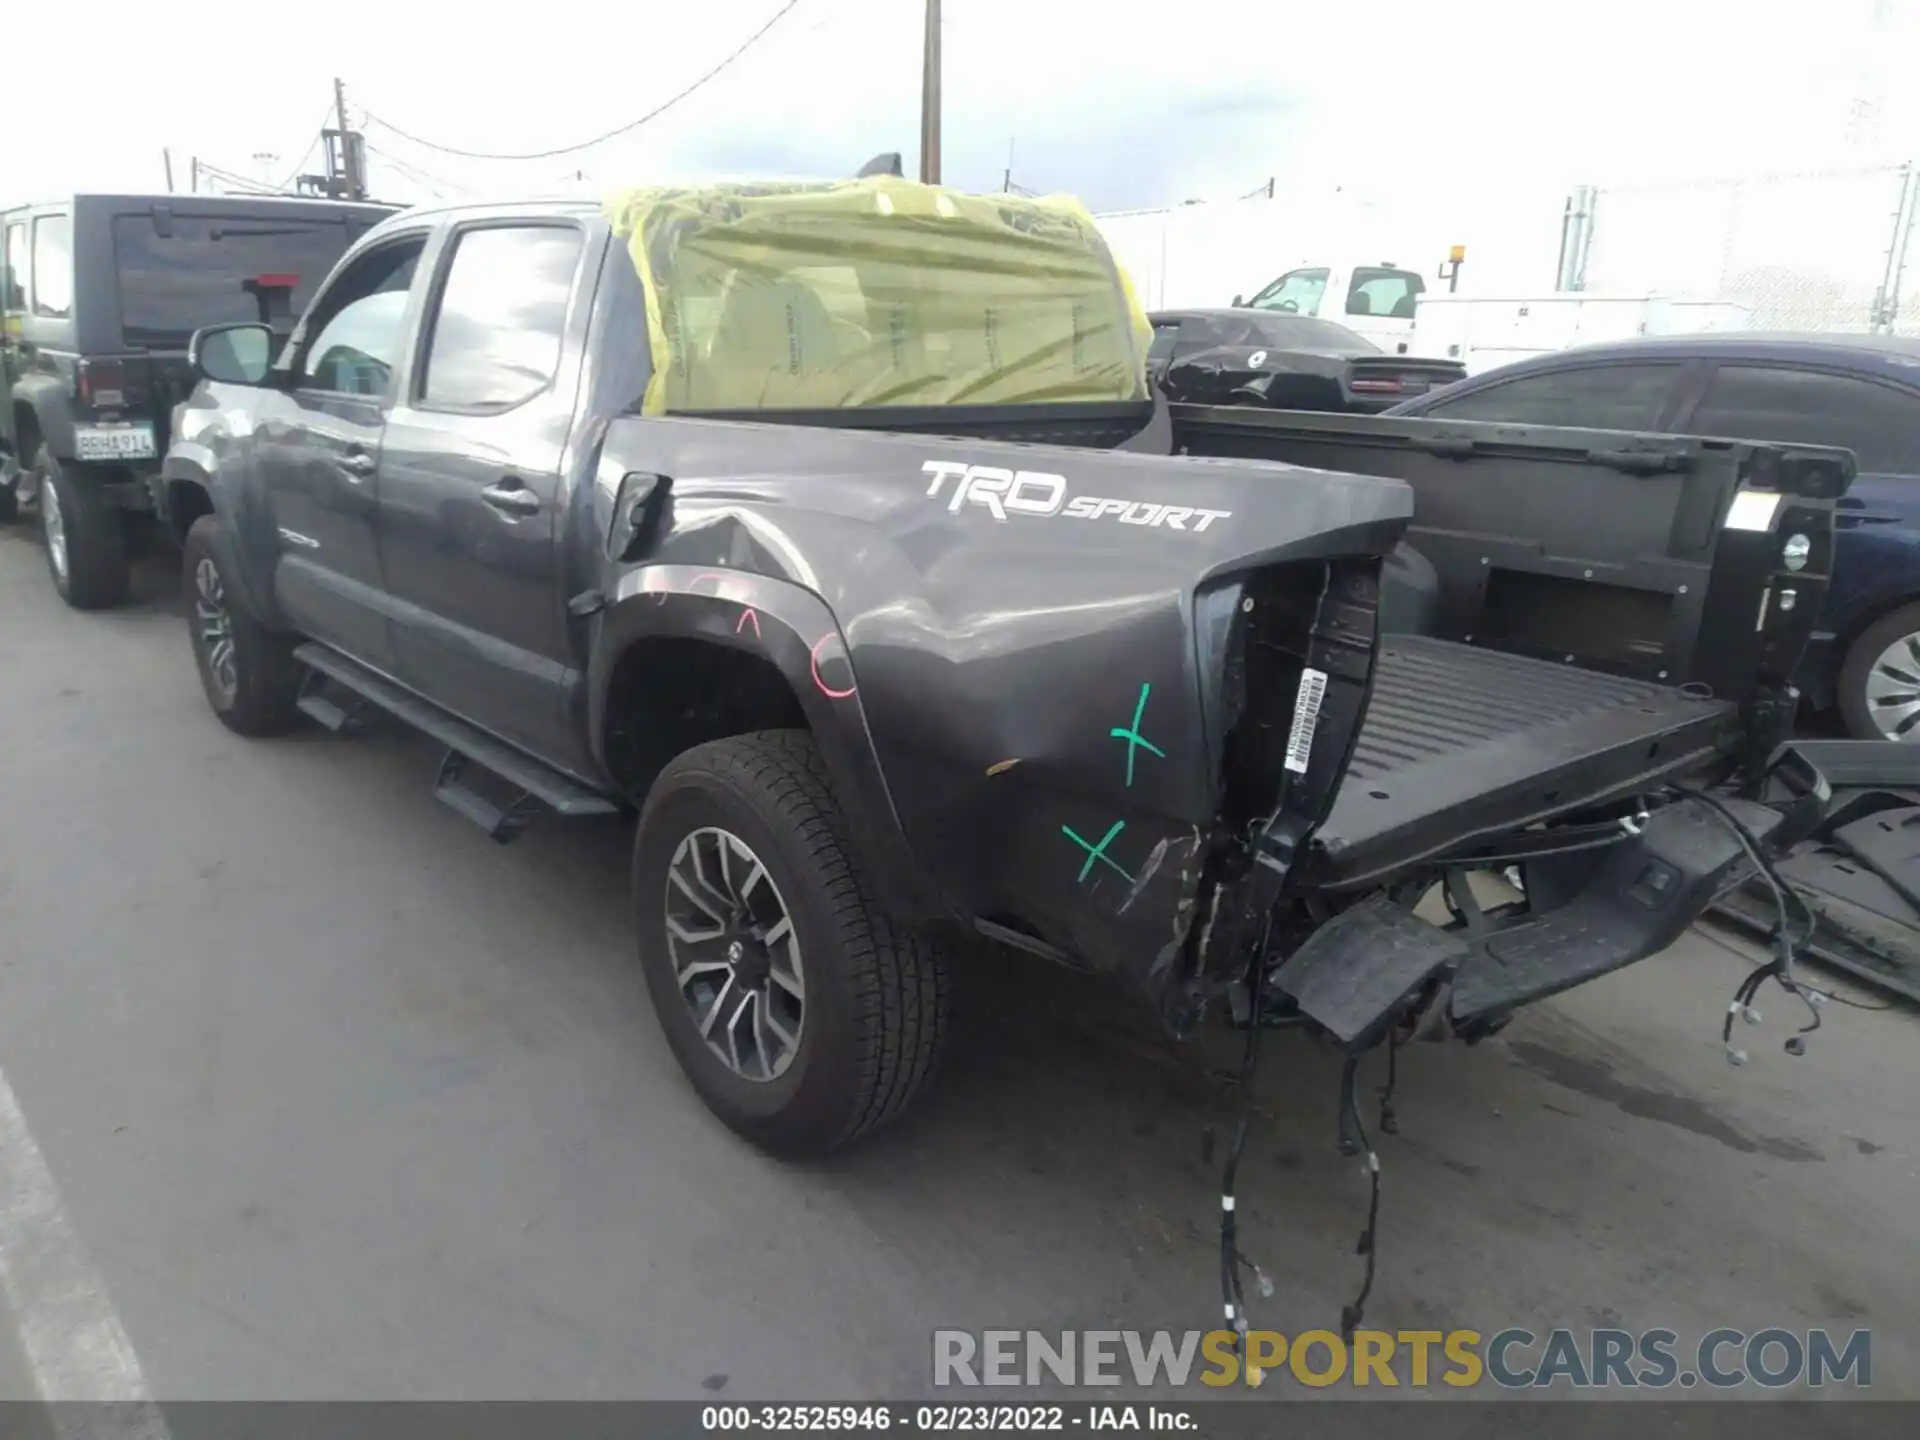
<box><xmin>1691</xmin><ymin>918</ymin><xmax>1898</xmax><ymax>1013</ymax></box>
<box><xmin>1218</xmin><ymin>914</ymin><xmax>1275</xmax><ymax>1359</ymax></box>
<box><xmin>1667</xmin><ymin>782</ymin><xmax>1868</xmax><ymax>1054</ymax></box>
<box><xmin>1337</xmin><ymin>1053</ymin><xmax>1384</xmax><ymax>1343</ymax></box>
<box><xmin>362</xmin><ymin>0</ymin><xmax>805</xmax><ymax>162</ymax></box>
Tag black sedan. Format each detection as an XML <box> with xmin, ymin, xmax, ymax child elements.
<box><xmin>1146</xmin><ymin>309</ymin><xmax>1466</xmax><ymax>413</ymax></box>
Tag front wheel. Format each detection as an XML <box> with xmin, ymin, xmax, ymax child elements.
<box><xmin>36</xmin><ymin>447</ymin><xmax>128</xmax><ymax>609</ymax></box>
<box><xmin>1838</xmin><ymin>600</ymin><xmax>1920</xmax><ymax>741</ymax></box>
<box><xmin>182</xmin><ymin>516</ymin><xmax>303</xmax><ymax>736</ymax></box>
<box><xmin>633</xmin><ymin>730</ymin><xmax>951</xmax><ymax>1156</ymax></box>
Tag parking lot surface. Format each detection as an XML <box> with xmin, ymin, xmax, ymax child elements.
<box><xmin>0</xmin><ymin>526</ymin><xmax>1916</xmax><ymax>1403</ymax></box>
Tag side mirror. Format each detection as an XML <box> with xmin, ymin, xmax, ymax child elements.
<box><xmin>191</xmin><ymin>323</ymin><xmax>275</xmax><ymax>385</ymax></box>
<box><xmin>1231</xmin><ymin>294</ymin><xmax>1245</xmax><ymax>307</ymax></box>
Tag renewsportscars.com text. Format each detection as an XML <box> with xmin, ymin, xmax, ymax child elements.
<box><xmin>932</xmin><ymin>1327</ymin><xmax>1871</xmax><ymax>1390</ymax></box>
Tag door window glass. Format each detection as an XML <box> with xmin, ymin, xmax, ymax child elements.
<box><xmin>3</xmin><ymin>223</ymin><xmax>26</xmax><ymax>311</ymax></box>
<box><xmin>1689</xmin><ymin>364</ymin><xmax>1920</xmax><ymax>474</ymax></box>
<box><xmin>1424</xmin><ymin>362</ymin><xmax>1682</xmax><ymax>430</ymax></box>
<box><xmin>1346</xmin><ymin>266</ymin><xmax>1425</xmax><ymax>319</ymax></box>
<box><xmin>32</xmin><ymin>215</ymin><xmax>72</xmax><ymax>318</ymax></box>
<box><xmin>299</xmin><ymin>240</ymin><xmax>422</xmax><ymax>397</ymax></box>
<box><xmin>420</xmin><ymin>226</ymin><xmax>583</xmax><ymax>409</ymax></box>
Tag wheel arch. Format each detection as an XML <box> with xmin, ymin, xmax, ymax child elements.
<box><xmin>591</xmin><ymin>566</ymin><xmax>946</xmax><ymax>922</ymax></box>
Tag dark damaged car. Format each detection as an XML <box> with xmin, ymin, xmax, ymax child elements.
<box><xmin>1147</xmin><ymin>308</ymin><xmax>1465</xmax><ymax>413</ymax></box>
<box><xmin>161</xmin><ymin>179</ymin><xmax>1841</xmax><ymax>1203</ymax></box>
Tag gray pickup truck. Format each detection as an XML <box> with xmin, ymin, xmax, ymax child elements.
<box><xmin>160</xmin><ymin>181</ymin><xmax>1840</xmax><ymax>1196</ymax></box>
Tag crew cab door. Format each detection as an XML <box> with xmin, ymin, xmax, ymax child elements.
<box><xmin>256</xmin><ymin>230</ymin><xmax>429</xmax><ymax>670</ymax></box>
<box><xmin>375</xmin><ymin>219</ymin><xmax>591</xmax><ymax>763</ymax></box>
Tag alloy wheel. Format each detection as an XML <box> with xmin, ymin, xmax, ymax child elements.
<box><xmin>664</xmin><ymin>826</ymin><xmax>806</xmax><ymax>1082</ymax></box>
<box><xmin>1864</xmin><ymin>630</ymin><xmax>1920</xmax><ymax>741</ymax></box>
<box><xmin>194</xmin><ymin>557</ymin><xmax>238</xmax><ymax>700</ymax></box>
<box><xmin>42</xmin><ymin>481</ymin><xmax>67</xmax><ymax>582</ymax></box>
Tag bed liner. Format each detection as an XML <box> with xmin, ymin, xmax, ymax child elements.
<box><xmin>1316</xmin><ymin>636</ymin><xmax>1738</xmax><ymax>887</ymax></box>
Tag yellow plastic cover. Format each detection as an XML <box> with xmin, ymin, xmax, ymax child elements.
<box><xmin>604</xmin><ymin>177</ymin><xmax>1153</xmax><ymax>414</ymax></box>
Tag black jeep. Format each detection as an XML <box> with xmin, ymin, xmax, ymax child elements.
<box><xmin>1</xmin><ymin>193</ymin><xmax>393</xmax><ymax>606</ymax></box>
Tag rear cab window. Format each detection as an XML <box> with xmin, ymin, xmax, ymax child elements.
<box><xmin>1346</xmin><ymin>266</ymin><xmax>1425</xmax><ymax>319</ymax></box>
<box><xmin>1686</xmin><ymin>364</ymin><xmax>1920</xmax><ymax>475</ymax></box>
<box><xmin>111</xmin><ymin>209</ymin><xmax>369</xmax><ymax>348</ymax></box>
<box><xmin>1424</xmin><ymin>362</ymin><xmax>1683</xmax><ymax>430</ymax></box>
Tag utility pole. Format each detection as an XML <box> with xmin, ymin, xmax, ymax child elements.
<box><xmin>333</xmin><ymin>76</ymin><xmax>366</xmax><ymax>201</ymax></box>
<box><xmin>1001</xmin><ymin>138</ymin><xmax>1014</xmax><ymax>194</ymax></box>
<box><xmin>190</xmin><ymin>157</ymin><xmax>199</xmax><ymax>193</ymax></box>
<box><xmin>163</xmin><ymin>149</ymin><xmax>175</xmax><ymax>194</ymax></box>
<box><xmin>919</xmin><ymin>0</ymin><xmax>941</xmax><ymax>185</ymax></box>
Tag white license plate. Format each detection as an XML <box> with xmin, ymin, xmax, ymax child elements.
<box><xmin>74</xmin><ymin>424</ymin><xmax>157</xmax><ymax>462</ymax></box>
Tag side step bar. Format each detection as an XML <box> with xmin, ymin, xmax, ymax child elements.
<box><xmin>293</xmin><ymin>643</ymin><xmax>620</xmax><ymax>843</ymax></box>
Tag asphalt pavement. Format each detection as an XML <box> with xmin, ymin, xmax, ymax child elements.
<box><xmin>0</xmin><ymin>523</ymin><xmax>1915</xmax><ymax>1404</ymax></box>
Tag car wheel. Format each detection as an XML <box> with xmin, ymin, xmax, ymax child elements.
<box><xmin>36</xmin><ymin>446</ymin><xmax>129</xmax><ymax>609</ymax></box>
<box><xmin>633</xmin><ymin>730</ymin><xmax>951</xmax><ymax>1156</ymax></box>
<box><xmin>182</xmin><ymin>516</ymin><xmax>303</xmax><ymax>736</ymax></box>
<box><xmin>1838</xmin><ymin>600</ymin><xmax>1920</xmax><ymax>741</ymax></box>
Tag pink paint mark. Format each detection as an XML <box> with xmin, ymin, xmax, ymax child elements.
<box><xmin>736</xmin><ymin>607</ymin><xmax>761</xmax><ymax>638</ymax></box>
<box><xmin>809</xmin><ymin>633</ymin><xmax>857</xmax><ymax>699</ymax></box>
<box><xmin>690</xmin><ymin>571</ymin><xmax>727</xmax><ymax>593</ymax></box>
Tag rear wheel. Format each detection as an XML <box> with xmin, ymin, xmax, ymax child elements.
<box><xmin>1839</xmin><ymin>601</ymin><xmax>1920</xmax><ymax>741</ymax></box>
<box><xmin>633</xmin><ymin>730</ymin><xmax>951</xmax><ymax>1156</ymax></box>
<box><xmin>182</xmin><ymin>516</ymin><xmax>303</xmax><ymax>736</ymax></box>
<box><xmin>36</xmin><ymin>446</ymin><xmax>129</xmax><ymax>609</ymax></box>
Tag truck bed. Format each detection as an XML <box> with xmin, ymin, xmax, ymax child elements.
<box><xmin>1316</xmin><ymin>636</ymin><xmax>1737</xmax><ymax>888</ymax></box>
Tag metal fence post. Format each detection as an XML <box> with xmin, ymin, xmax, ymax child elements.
<box><xmin>1875</xmin><ymin>162</ymin><xmax>1917</xmax><ymax>333</ymax></box>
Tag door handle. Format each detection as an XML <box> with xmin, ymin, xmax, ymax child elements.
<box><xmin>480</xmin><ymin>478</ymin><xmax>542</xmax><ymax>516</ymax></box>
<box><xmin>337</xmin><ymin>450</ymin><xmax>377</xmax><ymax>478</ymax></box>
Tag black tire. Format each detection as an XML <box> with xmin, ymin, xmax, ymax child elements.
<box><xmin>182</xmin><ymin>516</ymin><xmax>304</xmax><ymax>736</ymax></box>
<box><xmin>0</xmin><ymin>479</ymin><xmax>17</xmax><ymax>524</ymax></box>
<box><xmin>633</xmin><ymin>730</ymin><xmax>950</xmax><ymax>1156</ymax></box>
<box><xmin>1838</xmin><ymin>600</ymin><xmax>1920</xmax><ymax>741</ymax></box>
<box><xmin>36</xmin><ymin>446</ymin><xmax>128</xmax><ymax>609</ymax></box>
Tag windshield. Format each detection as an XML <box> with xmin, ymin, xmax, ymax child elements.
<box><xmin>1247</xmin><ymin>267</ymin><xmax>1330</xmax><ymax>316</ymax></box>
<box><xmin>112</xmin><ymin>211</ymin><xmax>369</xmax><ymax>346</ymax></box>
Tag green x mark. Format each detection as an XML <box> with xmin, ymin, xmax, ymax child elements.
<box><xmin>1062</xmin><ymin>819</ymin><xmax>1133</xmax><ymax>885</ymax></box>
<box><xmin>1110</xmin><ymin>682</ymin><xmax>1167</xmax><ymax>787</ymax></box>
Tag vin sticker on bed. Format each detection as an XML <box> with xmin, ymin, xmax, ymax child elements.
<box><xmin>1283</xmin><ymin>667</ymin><xmax>1329</xmax><ymax>775</ymax></box>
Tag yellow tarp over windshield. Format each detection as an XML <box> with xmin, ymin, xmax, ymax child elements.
<box><xmin>604</xmin><ymin>177</ymin><xmax>1153</xmax><ymax>414</ymax></box>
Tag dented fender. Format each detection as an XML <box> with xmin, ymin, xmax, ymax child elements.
<box><xmin>589</xmin><ymin>415</ymin><xmax>1413</xmax><ymax>991</ymax></box>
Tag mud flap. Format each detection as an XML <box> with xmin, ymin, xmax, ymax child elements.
<box><xmin>1449</xmin><ymin>797</ymin><xmax>1781</xmax><ymax>1028</ymax></box>
<box><xmin>1269</xmin><ymin>893</ymin><xmax>1471</xmax><ymax>1046</ymax></box>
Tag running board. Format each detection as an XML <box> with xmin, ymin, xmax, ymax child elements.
<box><xmin>292</xmin><ymin>643</ymin><xmax>619</xmax><ymax>843</ymax></box>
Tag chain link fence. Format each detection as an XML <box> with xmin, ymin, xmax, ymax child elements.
<box><xmin>1571</xmin><ymin>164</ymin><xmax>1919</xmax><ymax>334</ymax></box>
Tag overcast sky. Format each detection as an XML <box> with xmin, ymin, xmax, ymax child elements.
<box><xmin>13</xmin><ymin>0</ymin><xmax>1918</xmax><ymax>222</ymax></box>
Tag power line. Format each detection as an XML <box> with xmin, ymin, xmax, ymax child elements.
<box><xmin>193</xmin><ymin>161</ymin><xmax>286</xmax><ymax>196</ymax></box>
<box><xmin>362</xmin><ymin>141</ymin><xmax>465</xmax><ymax>200</ymax></box>
<box><xmin>361</xmin><ymin>0</ymin><xmax>805</xmax><ymax>162</ymax></box>
<box><xmin>275</xmin><ymin>106</ymin><xmax>338</xmax><ymax>191</ymax></box>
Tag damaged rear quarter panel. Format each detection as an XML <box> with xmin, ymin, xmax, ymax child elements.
<box><xmin>595</xmin><ymin>415</ymin><xmax>1411</xmax><ymax>987</ymax></box>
